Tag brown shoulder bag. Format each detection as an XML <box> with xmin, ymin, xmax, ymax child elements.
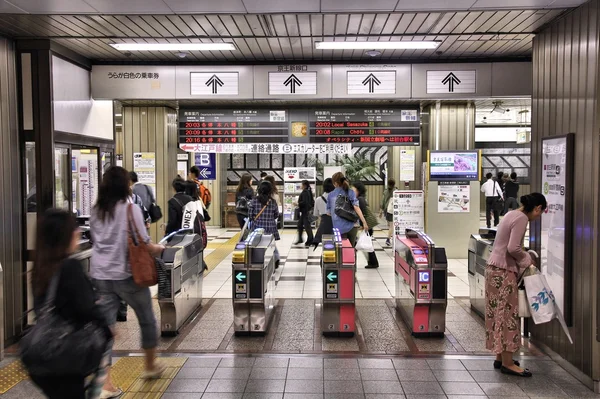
<box><xmin>127</xmin><ymin>204</ymin><xmax>157</xmax><ymax>287</ymax></box>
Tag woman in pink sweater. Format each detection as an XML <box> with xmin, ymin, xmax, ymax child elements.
<box><xmin>485</xmin><ymin>193</ymin><xmax>547</xmax><ymax>377</ymax></box>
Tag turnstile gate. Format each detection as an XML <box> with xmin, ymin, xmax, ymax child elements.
<box><xmin>321</xmin><ymin>229</ymin><xmax>357</xmax><ymax>337</ymax></box>
<box><xmin>395</xmin><ymin>229</ymin><xmax>448</xmax><ymax>337</ymax></box>
<box><xmin>232</xmin><ymin>228</ymin><xmax>276</xmax><ymax>336</ymax></box>
<box><xmin>159</xmin><ymin>230</ymin><xmax>204</xmax><ymax>336</ymax></box>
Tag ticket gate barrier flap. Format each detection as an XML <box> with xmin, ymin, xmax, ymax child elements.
<box><xmin>158</xmin><ymin>232</ymin><xmax>204</xmax><ymax>336</ymax></box>
<box><xmin>394</xmin><ymin>230</ymin><xmax>448</xmax><ymax>338</ymax></box>
<box><xmin>321</xmin><ymin>232</ymin><xmax>356</xmax><ymax>337</ymax></box>
<box><xmin>233</xmin><ymin>229</ymin><xmax>276</xmax><ymax>336</ymax></box>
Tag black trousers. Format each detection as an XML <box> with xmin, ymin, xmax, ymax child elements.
<box><xmin>236</xmin><ymin>213</ymin><xmax>247</xmax><ymax>229</ymax></box>
<box><xmin>503</xmin><ymin>197</ymin><xmax>519</xmax><ymax>215</ymax></box>
<box><xmin>365</xmin><ymin>228</ymin><xmax>379</xmax><ymax>266</ymax></box>
<box><xmin>31</xmin><ymin>374</ymin><xmax>85</xmax><ymax>399</ymax></box>
<box><xmin>485</xmin><ymin>196</ymin><xmax>500</xmax><ymax>227</ymax></box>
<box><xmin>297</xmin><ymin>212</ymin><xmax>314</xmax><ymax>244</ymax></box>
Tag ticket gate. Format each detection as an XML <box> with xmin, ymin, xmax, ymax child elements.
<box><xmin>232</xmin><ymin>228</ymin><xmax>276</xmax><ymax>336</ymax></box>
<box><xmin>321</xmin><ymin>229</ymin><xmax>357</xmax><ymax>337</ymax></box>
<box><xmin>395</xmin><ymin>229</ymin><xmax>448</xmax><ymax>337</ymax></box>
<box><xmin>158</xmin><ymin>230</ymin><xmax>204</xmax><ymax>336</ymax></box>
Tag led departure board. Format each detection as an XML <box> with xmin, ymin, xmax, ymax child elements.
<box><xmin>179</xmin><ymin>109</ymin><xmax>288</xmax><ymax>145</ymax></box>
<box><xmin>308</xmin><ymin>108</ymin><xmax>420</xmax><ymax>145</ymax></box>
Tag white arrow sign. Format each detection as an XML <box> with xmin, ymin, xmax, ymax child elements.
<box><xmin>199</xmin><ymin>168</ymin><xmax>210</xmax><ymax>178</ymax></box>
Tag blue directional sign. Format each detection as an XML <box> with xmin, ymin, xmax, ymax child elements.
<box><xmin>194</xmin><ymin>153</ymin><xmax>216</xmax><ymax>180</ymax></box>
<box><xmin>236</xmin><ymin>271</ymin><xmax>247</xmax><ymax>282</ymax></box>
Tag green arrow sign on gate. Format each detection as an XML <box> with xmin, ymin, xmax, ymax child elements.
<box><xmin>236</xmin><ymin>272</ymin><xmax>247</xmax><ymax>282</ymax></box>
<box><xmin>327</xmin><ymin>272</ymin><xmax>337</xmax><ymax>282</ymax></box>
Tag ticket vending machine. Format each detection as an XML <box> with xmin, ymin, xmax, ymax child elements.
<box><xmin>232</xmin><ymin>228</ymin><xmax>276</xmax><ymax>336</ymax></box>
<box><xmin>395</xmin><ymin>229</ymin><xmax>448</xmax><ymax>337</ymax></box>
<box><xmin>321</xmin><ymin>229</ymin><xmax>357</xmax><ymax>337</ymax></box>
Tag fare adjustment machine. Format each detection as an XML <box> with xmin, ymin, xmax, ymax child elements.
<box><xmin>321</xmin><ymin>229</ymin><xmax>357</xmax><ymax>337</ymax></box>
<box><xmin>395</xmin><ymin>229</ymin><xmax>448</xmax><ymax>337</ymax></box>
<box><xmin>232</xmin><ymin>228</ymin><xmax>277</xmax><ymax>336</ymax></box>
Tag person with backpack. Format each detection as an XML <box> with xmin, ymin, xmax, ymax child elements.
<box><xmin>312</xmin><ymin>178</ymin><xmax>335</xmax><ymax>248</ymax></box>
<box><xmin>166</xmin><ymin>176</ymin><xmax>193</xmax><ymax>236</ymax></box>
<box><xmin>294</xmin><ymin>180</ymin><xmax>315</xmax><ymax>247</ymax></box>
<box><xmin>235</xmin><ymin>174</ymin><xmax>255</xmax><ymax>229</ymax></box>
<box><xmin>188</xmin><ymin>166</ymin><xmax>212</xmax><ymax>209</ymax></box>
<box><xmin>248</xmin><ymin>181</ymin><xmax>281</xmax><ymax>269</ymax></box>
<box><xmin>130</xmin><ymin>172</ymin><xmax>162</xmax><ymax>223</ymax></box>
<box><xmin>328</xmin><ymin>172</ymin><xmax>368</xmax><ymax>246</ymax></box>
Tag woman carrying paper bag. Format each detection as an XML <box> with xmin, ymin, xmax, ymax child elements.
<box><xmin>485</xmin><ymin>193</ymin><xmax>547</xmax><ymax>377</ymax></box>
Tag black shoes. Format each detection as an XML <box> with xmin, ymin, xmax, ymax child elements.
<box><xmin>365</xmin><ymin>264</ymin><xmax>379</xmax><ymax>269</ymax></box>
<box><xmin>305</xmin><ymin>242</ymin><xmax>314</xmax><ymax>247</ymax></box>
<box><xmin>275</xmin><ymin>260</ymin><xmax>280</xmax><ymax>269</ymax></box>
<box><xmin>494</xmin><ymin>360</ymin><xmax>520</xmax><ymax>369</ymax></box>
<box><xmin>501</xmin><ymin>365</ymin><xmax>532</xmax><ymax>377</ymax></box>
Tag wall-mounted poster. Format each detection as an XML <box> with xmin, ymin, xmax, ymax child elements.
<box><xmin>437</xmin><ymin>181</ymin><xmax>470</xmax><ymax>213</ymax></box>
<box><xmin>400</xmin><ymin>150</ymin><xmax>415</xmax><ymax>182</ymax></box>
<box><xmin>392</xmin><ymin>190</ymin><xmax>425</xmax><ymax>237</ymax></box>
<box><xmin>540</xmin><ymin>134</ymin><xmax>574</xmax><ymax>324</ymax></box>
<box><xmin>133</xmin><ymin>152</ymin><xmax>156</xmax><ymax>197</ymax></box>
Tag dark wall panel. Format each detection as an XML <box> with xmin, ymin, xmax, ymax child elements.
<box><xmin>531</xmin><ymin>0</ymin><xmax>599</xmax><ymax>380</ymax></box>
<box><xmin>0</xmin><ymin>38</ymin><xmax>22</xmax><ymax>342</ymax></box>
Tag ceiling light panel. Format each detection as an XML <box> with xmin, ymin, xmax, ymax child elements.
<box><xmin>315</xmin><ymin>41</ymin><xmax>440</xmax><ymax>50</ymax></box>
<box><xmin>110</xmin><ymin>43</ymin><xmax>236</xmax><ymax>51</ymax></box>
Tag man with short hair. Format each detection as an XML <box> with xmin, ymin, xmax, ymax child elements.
<box><xmin>260</xmin><ymin>172</ymin><xmax>268</xmax><ymax>180</ymax></box>
<box><xmin>130</xmin><ymin>171</ymin><xmax>155</xmax><ymax>216</ymax></box>
<box><xmin>503</xmin><ymin>172</ymin><xmax>520</xmax><ymax>214</ymax></box>
<box><xmin>188</xmin><ymin>166</ymin><xmax>212</xmax><ymax>209</ymax></box>
<box><xmin>481</xmin><ymin>172</ymin><xmax>504</xmax><ymax>228</ymax></box>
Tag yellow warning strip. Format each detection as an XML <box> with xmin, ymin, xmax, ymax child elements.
<box><xmin>0</xmin><ymin>360</ymin><xmax>28</xmax><ymax>394</ymax></box>
<box><xmin>111</xmin><ymin>356</ymin><xmax>187</xmax><ymax>398</ymax></box>
<box><xmin>203</xmin><ymin>233</ymin><xmax>240</xmax><ymax>275</ymax></box>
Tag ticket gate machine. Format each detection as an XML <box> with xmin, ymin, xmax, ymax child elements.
<box><xmin>158</xmin><ymin>230</ymin><xmax>204</xmax><ymax>336</ymax></box>
<box><xmin>232</xmin><ymin>228</ymin><xmax>276</xmax><ymax>336</ymax></box>
<box><xmin>395</xmin><ymin>229</ymin><xmax>448</xmax><ymax>337</ymax></box>
<box><xmin>321</xmin><ymin>229</ymin><xmax>357</xmax><ymax>337</ymax></box>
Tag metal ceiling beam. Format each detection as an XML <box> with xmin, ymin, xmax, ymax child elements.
<box><xmin>9</xmin><ymin>32</ymin><xmax>533</xmax><ymax>40</ymax></box>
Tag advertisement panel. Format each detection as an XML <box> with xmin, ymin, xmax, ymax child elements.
<box><xmin>540</xmin><ymin>134</ymin><xmax>574</xmax><ymax>323</ymax></box>
<box><xmin>429</xmin><ymin>150</ymin><xmax>480</xmax><ymax>181</ymax></box>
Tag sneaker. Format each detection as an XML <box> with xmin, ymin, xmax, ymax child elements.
<box><xmin>385</xmin><ymin>239</ymin><xmax>391</xmax><ymax>247</ymax></box>
<box><xmin>141</xmin><ymin>363</ymin><xmax>166</xmax><ymax>380</ymax></box>
<box><xmin>100</xmin><ymin>388</ymin><xmax>123</xmax><ymax>399</ymax></box>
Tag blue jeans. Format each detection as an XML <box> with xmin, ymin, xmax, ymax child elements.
<box><xmin>92</xmin><ymin>277</ymin><xmax>158</xmax><ymax>349</ymax></box>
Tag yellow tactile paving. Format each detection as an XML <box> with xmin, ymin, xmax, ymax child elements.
<box><xmin>203</xmin><ymin>233</ymin><xmax>240</xmax><ymax>274</ymax></box>
<box><xmin>111</xmin><ymin>357</ymin><xmax>187</xmax><ymax>395</ymax></box>
<box><xmin>0</xmin><ymin>359</ymin><xmax>29</xmax><ymax>394</ymax></box>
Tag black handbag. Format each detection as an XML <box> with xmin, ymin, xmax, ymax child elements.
<box><xmin>19</xmin><ymin>266</ymin><xmax>107</xmax><ymax>377</ymax></box>
<box><xmin>236</xmin><ymin>197</ymin><xmax>249</xmax><ymax>215</ymax></box>
<box><xmin>145</xmin><ymin>185</ymin><xmax>163</xmax><ymax>223</ymax></box>
<box><xmin>334</xmin><ymin>193</ymin><xmax>359</xmax><ymax>222</ymax></box>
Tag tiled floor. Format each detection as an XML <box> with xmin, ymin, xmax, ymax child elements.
<box><xmin>2</xmin><ymin>354</ymin><xmax>597</xmax><ymax>398</ymax></box>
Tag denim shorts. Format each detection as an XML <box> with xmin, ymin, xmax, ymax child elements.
<box><xmin>92</xmin><ymin>277</ymin><xmax>158</xmax><ymax>349</ymax></box>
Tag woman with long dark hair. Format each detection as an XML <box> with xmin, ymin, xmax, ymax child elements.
<box><xmin>353</xmin><ymin>181</ymin><xmax>380</xmax><ymax>269</ymax></box>
<box><xmin>248</xmin><ymin>181</ymin><xmax>281</xmax><ymax>268</ymax></box>
<box><xmin>294</xmin><ymin>180</ymin><xmax>314</xmax><ymax>246</ymax></box>
<box><xmin>328</xmin><ymin>172</ymin><xmax>368</xmax><ymax>246</ymax></box>
<box><xmin>235</xmin><ymin>173</ymin><xmax>255</xmax><ymax>229</ymax></box>
<box><xmin>485</xmin><ymin>193</ymin><xmax>547</xmax><ymax>377</ymax></box>
<box><xmin>90</xmin><ymin>167</ymin><xmax>166</xmax><ymax>393</ymax></box>
<box><xmin>29</xmin><ymin>209</ymin><xmax>111</xmax><ymax>399</ymax></box>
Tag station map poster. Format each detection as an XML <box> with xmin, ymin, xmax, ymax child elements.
<box><xmin>392</xmin><ymin>190</ymin><xmax>425</xmax><ymax>237</ymax></box>
<box><xmin>437</xmin><ymin>181</ymin><xmax>470</xmax><ymax>213</ymax></box>
<box><xmin>308</xmin><ymin>108</ymin><xmax>420</xmax><ymax>146</ymax></box>
<box><xmin>179</xmin><ymin>109</ymin><xmax>288</xmax><ymax>145</ymax></box>
<box><xmin>400</xmin><ymin>150</ymin><xmax>416</xmax><ymax>182</ymax></box>
<box><xmin>540</xmin><ymin>134</ymin><xmax>574</xmax><ymax>323</ymax></box>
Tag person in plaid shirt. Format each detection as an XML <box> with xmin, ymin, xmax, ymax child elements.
<box><xmin>248</xmin><ymin>180</ymin><xmax>281</xmax><ymax>269</ymax></box>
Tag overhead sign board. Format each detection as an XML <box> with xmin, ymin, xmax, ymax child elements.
<box><xmin>347</xmin><ymin>71</ymin><xmax>396</xmax><ymax>94</ymax></box>
<box><xmin>179</xmin><ymin>143</ymin><xmax>352</xmax><ymax>155</ymax></box>
<box><xmin>190</xmin><ymin>72</ymin><xmax>239</xmax><ymax>96</ymax></box>
<box><xmin>193</xmin><ymin>153</ymin><xmax>216</xmax><ymax>180</ymax></box>
<box><xmin>308</xmin><ymin>108</ymin><xmax>420</xmax><ymax>146</ymax></box>
<box><xmin>91</xmin><ymin>65</ymin><xmax>176</xmax><ymax>99</ymax></box>
<box><xmin>426</xmin><ymin>70</ymin><xmax>476</xmax><ymax>94</ymax></box>
<box><xmin>269</xmin><ymin>72</ymin><xmax>317</xmax><ymax>95</ymax></box>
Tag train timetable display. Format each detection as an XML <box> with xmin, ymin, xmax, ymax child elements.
<box><xmin>308</xmin><ymin>108</ymin><xmax>420</xmax><ymax>145</ymax></box>
<box><xmin>179</xmin><ymin>109</ymin><xmax>288</xmax><ymax>144</ymax></box>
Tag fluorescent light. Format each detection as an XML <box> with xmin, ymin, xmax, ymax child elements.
<box><xmin>109</xmin><ymin>43</ymin><xmax>236</xmax><ymax>51</ymax></box>
<box><xmin>315</xmin><ymin>41</ymin><xmax>440</xmax><ymax>50</ymax></box>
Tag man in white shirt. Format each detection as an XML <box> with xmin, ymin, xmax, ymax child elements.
<box><xmin>481</xmin><ymin>172</ymin><xmax>504</xmax><ymax>228</ymax></box>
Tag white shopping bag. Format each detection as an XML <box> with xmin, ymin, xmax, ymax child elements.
<box><xmin>355</xmin><ymin>231</ymin><xmax>374</xmax><ymax>253</ymax></box>
<box><xmin>523</xmin><ymin>270</ymin><xmax>573</xmax><ymax>344</ymax></box>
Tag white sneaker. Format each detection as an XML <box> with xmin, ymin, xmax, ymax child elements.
<box><xmin>140</xmin><ymin>362</ymin><xmax>166</xmax><ymax>379</ymax></box>
<box><xmin>100</xmin><ymin>388</ymin><xmax>123</xmax><ymax>399</ymax></box>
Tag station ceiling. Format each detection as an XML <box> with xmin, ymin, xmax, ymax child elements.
<box><xmin>0</xmin><ymin>0</ymin><xmax>583</xmax><ymax>62</ymax></box>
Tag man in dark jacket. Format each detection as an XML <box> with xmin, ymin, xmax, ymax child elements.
<box><xmin>503</xmin><ymin>172</ymin><xmax>520</xmax><ymax>215</ymax></box>
<box><xmin>166</xmin><ymin>177</ymin><xmax>194</xmax><ymax>235</ymax></box>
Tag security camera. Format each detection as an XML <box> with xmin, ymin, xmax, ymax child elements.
<box><xmin>124</xmin><ymin>51</ymin><xmax>132</xmax><ymax>57</ymax></box>
<box><xmin>176</xmin><ymin>52</ymin><xmax>188</xmax><ymax>59</ymax></box>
